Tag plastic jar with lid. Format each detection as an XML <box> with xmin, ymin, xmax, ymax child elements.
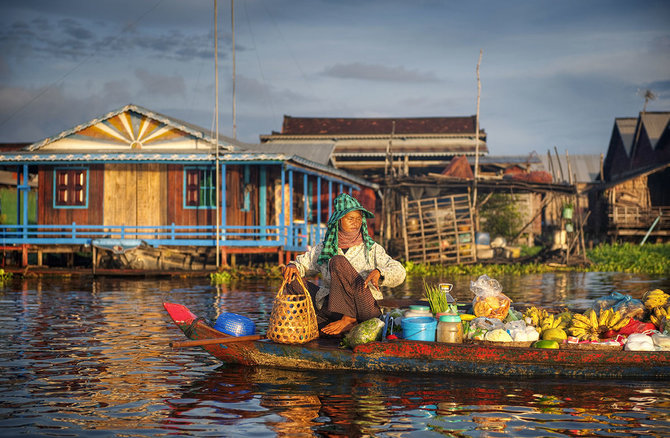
<box><xmin>404</xmin><ymin>304</ymin><xmax>432</xmax><ymax>319</ymax></box>
<box><xmin>437</xmin><ymin>314</ymin><xmax>463</xmax><ymax>343</ymax></box>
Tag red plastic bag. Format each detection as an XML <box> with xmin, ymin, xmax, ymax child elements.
<box><xmin>617</xmin><ymin>319</ymin><xmax>656</xmax><ymax>336</ymax></box>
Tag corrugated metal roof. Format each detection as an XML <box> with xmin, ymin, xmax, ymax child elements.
<box><xmin>279</xmin><ymin>115</ymin><xmax>483</xmax><ymax>136</ymax></box>
<box><xmin>615</xmin><ymin>118</ymin><xmax>637</xmax><ymax>156</ymax></box>
<box><xmin>539</xmin><ymin>153</ymin><xmax>602</xmax><ymax>183</ymax></box>
<box><xmin>466</xmin><ymin>155</ymin><xmax>546</xmax><ymax>174</ymax></box>
<box><xmin>640</xmin><ymin>112</ymin><xmax>670</xmax><ymax>149</ymax></box>
<box><xmin>244</xmin><ymin>141</ymin><xmax>335</xmax><ymax>166</ymax></box>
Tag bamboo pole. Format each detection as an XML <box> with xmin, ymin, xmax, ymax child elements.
<box><xmin>171</xmin><ymin>334</ymin><xmax>265</xmax><ymax>348</ymax></box>
<box><xmin>401</xmin><ymin>195</ymin><xmax>409</xmax><ymax>262</ymax></box>
<box><xmin>214</xmin><ymin>0</ymin><xmax>221</xmax><ymax>268</ymax></box>
<box><xmin>554</xmin><ymin>146</ymin><xmax>564</xmax><ymax>182</ymax></box>
<box><xmin>472</xmin><ymin>49</ymin><xmax>483</xmax><ymax>214</ymax></box>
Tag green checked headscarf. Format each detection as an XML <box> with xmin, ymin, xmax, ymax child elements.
<box><xmin>317</xmin><ymin>193</ymin><xmax>375</xmax><ymax>265</ymax></box>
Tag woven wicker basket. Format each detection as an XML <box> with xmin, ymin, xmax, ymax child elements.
<box><xmin>267</xmin><ymin>276</ymin><xmax>319</xmax><ymax>344</ymax></box>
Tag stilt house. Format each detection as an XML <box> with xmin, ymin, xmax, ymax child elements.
<box><xmin>593</xmin><ymin>112</ymin><xmax>670</xmax><ymax>241</ymax></box>
<box><xmin>0</xmin><ymin>105</ymin><xmax>376</xmax><ymax>269</ymax></box>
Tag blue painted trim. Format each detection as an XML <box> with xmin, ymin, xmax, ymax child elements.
<box><xmin>0</xmin><ymin>223</ymin><xmax>293</xmax><ymax>248</ymax></box>
<box><xmin>288</xmin><ymin>169</ymin><xmax>294</xmax><ymax>247</ymax></box>
<box><xmin>316</xmin><ymin>176</ymin><xmax>322</xmax><ymax>231</ymax></box>
<box><xmin>241</xmin><ymin>165</ymin><xmax>250</xmax><ymax>212</ymax></box>
<box><xmin>15</xmin><ymin>169</ymin><xmax>20</xmax><ymax>228</ymax></box>
<box><xmin>284</xmin><ymin>163</ymin><xmax>361</xmax><ymax>191</ymax></box>
<box><xmin>52</xmin><ymin>166</ymin><xmax>89</xmax><ymax>210</ymax></box>
<box><xmin>328</xmin><ymin>180</ymin><xmax>333</xmax><ymax>219</ymax></box>
<box><xmin>22</xmin><ymin>165</ymin><xmax>28</xmax><ymax>236</ymax></box>
<box><xmin>260</xmin><ymin>167</ymin><xmax>267</xmax><ymax>236</ymax></box>
<box><xmin>280</xmin><ymin>166</ymin><xmax>286</xmax><ymax>245</ymax></box>
<box><xmin>303</xmin><ymin>173</ymin><xmax>308</xmax><ymax>226</ymax></box>
<box><xmin>221</xmin><ymin>164</ymin><xmax>227</xmax><ymax>242</ymax></box>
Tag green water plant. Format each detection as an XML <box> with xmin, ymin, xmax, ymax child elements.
<box><xmin>586</xmin><ymin>242</ymin><xmax>670</xmax><ymax>275</ymax></box>
<box><xmin>0</xmin><ymin>269</ymin><xmax>12</xmax><ymax>285</ymax></box>
<box><xmin>210</xmin><ymin>270</ymin><xmax>232</xmax><ymax>285</ymax></box>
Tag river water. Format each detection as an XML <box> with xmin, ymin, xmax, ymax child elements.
<box><xmin>1</xmin><ymin>272</ymin><xmax>669</xmax><ymax>437</ymax></box>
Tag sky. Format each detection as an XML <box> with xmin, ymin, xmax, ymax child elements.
<box><xmin>0</xmin><ymin>0</ymin><xmax>668</xmax><ymax>157</ymax></box>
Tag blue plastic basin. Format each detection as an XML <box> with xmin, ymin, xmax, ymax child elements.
<box><xmin>213</xmin><ymin>312</ymin><xmax>256</xmax><ymax>337</ymax></box>
<box><xmin>402</xmin><ymin>316</ymin><xmax>437</xmax><ymax>342</ymax></box>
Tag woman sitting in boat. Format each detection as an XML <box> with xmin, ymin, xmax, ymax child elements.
<box><xmin>282</xmin><ymin>193</ymin><xmax>406</xmax><ymax>336</ymax></box>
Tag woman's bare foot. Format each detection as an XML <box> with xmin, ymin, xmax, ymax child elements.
<box><xmin>321</xmin><ymin>315</ymin><xmax>357</xmax><ymax>335</ymax></box>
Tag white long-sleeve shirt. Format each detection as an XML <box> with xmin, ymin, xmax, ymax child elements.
<box><xmin>291</xmin><ymin>241</ymin><xmax>407</xmax><ymax>309</ymax></box>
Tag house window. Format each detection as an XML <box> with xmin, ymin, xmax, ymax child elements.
<box><xmin>184</xmin><ymin>167</ymin><xmax>215</xmax><ymax>208</ymax></box>
<box><xmin>54</xmin><ymin>168</ymin><xmax>88</xmax><ymax>208</ymax></box>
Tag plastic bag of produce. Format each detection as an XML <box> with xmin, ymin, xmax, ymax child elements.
<box><xmin>504</xmin><ymin>307</ymin><xmax>523</xmax><ymax>323</ymax></box>
<box><xmin>592</xmin><ymin>292</ymin><xmax>626</xmax><ymax>313</ymax></box>
<box><xmin>484</xmin><ymin>328</ymin><xmax>513</xmax><ymax>342</ymax></box>
<box><xmin>618</xmin><ymin>319</ymin><xmax>656</xmax><ymax>336</ymax></box>
<box><xmin>651</xmin><ymin>333</ymin><xmax>670</xmax><ymax>350</ymax></box>
<box><xmin>612</xmin><ymin>296</ymin><xmax>645</xmax><ymax>320</ymax></box>
<box><xmin>624</xmin><ymin>333</ymin><xmax>655</xmax><ymax>351</ymax></box>
<box><xmin>470</xmin><ymin>316</ymin><xmax>504</xmax><ymax>331</ymax></box>
<box><xmin>592</xmin><ymin>292</ymin><xmax>645</xmax><ymax>320</ymax></box>
<box><xmin>470</xmin><ymin>275</ymin><xmax>511</xmax><ymax>320</ymax></box>
<box><xmin>342</xmin><ymin>318</ymin><xmax>385</xmax><ymax>348</ymax></box>
<box><xmin>504</xmin><ymin>320</ymin><xmax>526</xmax><ymax>332</ymax></box>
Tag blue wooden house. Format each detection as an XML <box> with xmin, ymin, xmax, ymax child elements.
<box><xmin>0</xmin><ymin>104</ymin><xmax>376</xmax><ymax>270</ymax></box>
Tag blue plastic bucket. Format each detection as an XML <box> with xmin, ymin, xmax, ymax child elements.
<box><xmin>214</xmin><ymin>312</ymin><xmax>256</xmax><ymax>337</ymax></box>
<box><xmin>475</xmin><ymin>232</ymin><xmax>490</xmax><ymax>245</ymax></box>
<box><xmin>402</xmin><ymin>316</ymin><xmax>437</xmax><ymax>342</ymax></box>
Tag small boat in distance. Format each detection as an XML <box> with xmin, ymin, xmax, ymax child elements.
<box><xmin>164</xmin><ymin>302</ymin><xmax>670</xmax><ymax>380</ymax></box>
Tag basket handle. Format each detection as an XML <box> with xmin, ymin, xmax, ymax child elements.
<box><xmin>276</xmin><ymin>275</ymin><xmax>310</xmax><ymax>298</ymax></box>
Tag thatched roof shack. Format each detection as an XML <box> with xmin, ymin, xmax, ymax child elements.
<box><xmin>382</xmin><ymin>172</ymin><xmax>576</xmax><ymax>263</ymax></box>
<box><xmin>592</xmin><ymin>112</ymin><xmax>670</xmax><ymax>242</ymax></box>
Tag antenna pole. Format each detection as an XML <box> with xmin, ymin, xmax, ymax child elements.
<box><xmin>472</xmin><ymin>49</ymin><xmax>483</xmax><ymax>212</ymax></box>
<box><xmin>231</xmin><ymin>0</ymin><xmax>236</xmax><ymax>139</ymax></box>
<box><xmin>214</xmin><ymin>0</ymin><xmax>221</xmax><ymax>268</ymax></box>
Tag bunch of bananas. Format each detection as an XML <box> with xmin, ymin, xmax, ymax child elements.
<box><xmin>540</xmin><ymin>313</ymin><xmax>566</xmax><ymax>333</ymax></box>
<box><xmin>523</xmin><ymin>306</ymin><xmax>548</xmax><ymax>327</ymax></box>
<box><xmin>556</xmin><ymin>310</ymin><xmax>574</xmax><ymax>326</ymax></box>
<box><xmin>643</xmin><ymin>289</ymin><xmax>669</xmax><ymax>309</ymax></box>
<box><xmin>567</xmin><ymin>308</ymin><xmax>630</xmax><ymax>341</ymax></box>
<box><xmin>650</xmin><ymin>305</ymin><xmax>670</xmax><ymax>329</ymax></box>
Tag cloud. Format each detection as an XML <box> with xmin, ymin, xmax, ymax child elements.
<box><xmin>0</xmin><ymin>56</ymin><xmax>9</xmax><ymax>81</ymax></box>
<box><xmin>1</xmin><ymin>13</ymin><xmax>223</xmax><ymax>63</ymax></box>
<box><xmin>0</xmin><ymin>84</ymin><xmax>110</xmax><ymax>142</ymax></box>
<box><xmin>321</xmin><ymin>62</ymin><xmax>439</xmax><ymax>82</ymax></box>
<box><xmin>58</xmin><ymin>17</ymin><xmax>94</xmax><ymax>41</ymax></box>
<box><xmin>134</xmin><ymin>69</ymin><xmax>186</xmax><ymax>97</ymax></box>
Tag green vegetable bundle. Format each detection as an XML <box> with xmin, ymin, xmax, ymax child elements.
<box><xmin>423</xmin><ymin>279</ymin><xmax>452</xmax><ymax>314</ymax></box>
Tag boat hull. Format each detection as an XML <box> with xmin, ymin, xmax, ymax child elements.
<box><xmin>164</xmin><ymin>302</ymin><xmax>670</xmax><ymax>379</ymax></box>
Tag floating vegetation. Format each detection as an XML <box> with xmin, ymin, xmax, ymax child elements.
<box><xmin>404</xmin><ymin>243</ymin><xmax>670</xmax><ymax>276</ymax></box>
<box><xmin>210</xmin><ymin>270</ymin><xmax>232</xmax><ymax>285</ymax></box>
<box><xmin>586</xmin><ymin>242</ymin><xmax>670</xmax><ymax>275</ymax></box>
<box><xmin>0</xmin><ymin>269</ymin><xmax>12</xmax><ymax>285</ymax></box>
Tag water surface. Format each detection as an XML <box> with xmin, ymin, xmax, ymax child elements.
<box><xmin>0</xmin><ymin>273</ymin><xmax>668</xmax><ymax>437</ymax></box>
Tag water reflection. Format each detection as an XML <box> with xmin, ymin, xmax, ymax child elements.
<box><xmin>0</xmin><ymin>274</ymin><xmax>669</xmax><ymax>437</ymax></box>
<box><xmin>162</xmin><ymin>365</ymin><xmax>670</xmax><ymax>437</ymax></box>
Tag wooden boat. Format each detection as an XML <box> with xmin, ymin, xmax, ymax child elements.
<box><xmin>164</xmin><ymin>302</ymin><xmax>670</xmax><ymax>379</ymax></box>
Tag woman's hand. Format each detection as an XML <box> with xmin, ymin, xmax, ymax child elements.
<box><xmin>364</xmin><ymin>268</ymin><xmax>381</xmax><ymax>290</ymax></box>
<box><xmin>283</xmin><ymin>264</ymin><xmax>299</xmax><ymax>283</ymax></box>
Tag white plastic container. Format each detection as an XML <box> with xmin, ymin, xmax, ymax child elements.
<box><xmin>404</xmin><ymin>304</ymin><xmax>432</xmax><ymax>318</ymax></box>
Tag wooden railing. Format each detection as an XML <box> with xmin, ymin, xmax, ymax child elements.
<box><xmin>609</xmin><ymin>206</ymin><xmax>670</xmax><ymax>231</ymax></box>
<box><xmin>0</xmin><ymin>222</ymin><xmax>326</xmax><ymax>252</ymax></box>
